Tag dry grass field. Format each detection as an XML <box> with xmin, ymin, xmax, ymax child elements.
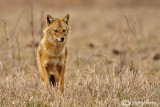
<box><xmin>0</xmin><ymin>0</ymin><xmax>160</xmax><ymax>106</ymax></box>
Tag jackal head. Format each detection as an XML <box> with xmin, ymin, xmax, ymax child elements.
<box><xmin>44</xmin><ymin>13</ymin><xmax>70</xmax><ymax>43</ymax></box>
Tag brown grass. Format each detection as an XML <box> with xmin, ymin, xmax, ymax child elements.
<box><xmin>0</xmin><ymin>1</ymin><xmax>160</xmax><ymax>106</ymax></box>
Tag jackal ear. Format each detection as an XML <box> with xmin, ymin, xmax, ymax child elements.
<box><xmin>46</xmin><ymin>14</ymin><xmax>54</xmax><ymax>26</ymax></box>
<box><xmin>63</xmin><ymin>14</ymin><xmax>70</xmax><ymax>25</ymax></box>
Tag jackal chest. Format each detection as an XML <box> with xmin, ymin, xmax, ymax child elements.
<box><xmin>43</xmin><ymin>58</ymin><xmax>64</xmax><ymax>67</ymax></box>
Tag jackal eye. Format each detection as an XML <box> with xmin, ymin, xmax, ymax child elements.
<box><xmin>62</xmin><ymin>29</ymin><xmax>66</xmax><ymax>33</ymax></box>
<box><xmin>54</xmin><ymin>30</ymin><xmax>58</xmax><ymax>33</ymax></box>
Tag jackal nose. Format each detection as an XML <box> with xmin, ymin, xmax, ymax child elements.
<box><xmin>61</xmin><ymin>37</ymin><xmax>65</xmax><ymax>42</ymax></box>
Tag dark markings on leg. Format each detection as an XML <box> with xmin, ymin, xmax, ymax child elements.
<box><xmin>45</xmin><ymin>66</ymin><xmax>48</xmax><ymax>71</ymax></box>
<box><xmin>49</xmin><ymin>75</ymin><xmax>55</xmax><ymax>87</ymax></box>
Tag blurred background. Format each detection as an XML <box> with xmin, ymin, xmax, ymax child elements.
<box><xmin>0</xmin><ymin>0</ymin><xmax>160</xmax><ymax>70</ymax></box>
<box><xmin>0</xmin><ymin>0</ymin><xmax>160</xmax><ymax>77</ymax></box>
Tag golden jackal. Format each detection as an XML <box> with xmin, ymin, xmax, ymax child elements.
<box><xmin>37</xmin><ymin>13</ymin><xmax>70</xmax><ymax>92</ymax></box>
